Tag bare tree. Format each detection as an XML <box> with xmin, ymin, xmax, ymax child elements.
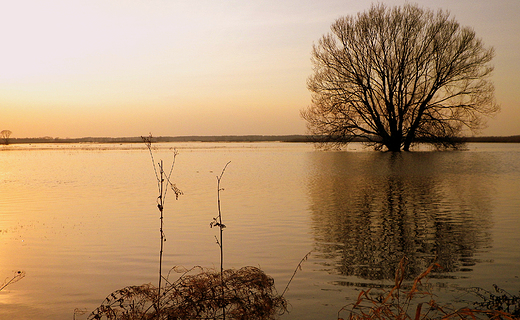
<box><xmin>1</xmin><ymin>130</ymin><xmax>12</xmax><ymax>145</ymax></box>
<box><xmin>301</xmin><ymin>3</ymin><xmax>499</xmax><ymax>151</ymax></box>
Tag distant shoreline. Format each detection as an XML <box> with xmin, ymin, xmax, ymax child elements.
<box><xmin>5</xmin><ymin>134</ymin><xmax>520</xmax><ymax>144</ymax></box>
<box><xmin>8</xmin><ymin>135</ymin><xmax>312</xmax><ymax>144</ymax></box>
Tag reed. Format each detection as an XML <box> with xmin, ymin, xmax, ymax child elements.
<box><xmin>338</xmin><ymin>257</ymin><xmax>518</xmax><ymax>320</ymax></box>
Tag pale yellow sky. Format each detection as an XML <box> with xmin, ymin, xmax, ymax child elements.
<box><xmin>1</xmin><ymin>0</ymin><xmax>519</xmax><ymax>138</ymax></box>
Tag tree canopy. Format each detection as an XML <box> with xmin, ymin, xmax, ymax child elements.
<box><xmin>301</xmin><ymin>3</ymin><xmax>499</xmax><ymax>151</ymax></box>
<box><xmin>1</xmin><ymin>130</ymin><xmax>12</xmax><ymax>145</ymax></box>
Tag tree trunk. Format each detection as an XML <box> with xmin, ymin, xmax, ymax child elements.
<box><xmin>384</xmin><ymin>135</ymin><xmax>403</xmax><ymax>152</ymax></box>
<box><xmin>403</xmin><ymin>127</ymin><xmax>417</xmax><ymax>151</ymax></box>
<box><xmin>403</xmin><ymin>139</ymin><xmax>411</xmax><ymax>151</ymax></box>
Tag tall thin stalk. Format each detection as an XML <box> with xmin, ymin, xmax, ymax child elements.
<box><xmin>141</xmin><ymin>134</ymin><xmax>182</xmax><ymax>315</ymax></box>
<box><xmin>210</xmin><ymin>161</ymin><xmax>231</xmax><ymax>320</ymax></box>
<box><xmin>157</xmin><ymin>160</ymin><xmax>164</xmax><ymax>303</ymax></box>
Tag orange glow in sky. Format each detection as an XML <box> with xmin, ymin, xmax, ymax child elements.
<box><xmin>1</xmin><ymin>0</ymin><xmax>519</xmax><ymax>138</ymax></box>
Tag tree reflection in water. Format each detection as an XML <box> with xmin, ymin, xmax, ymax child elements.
<box><xmin>308</xmin><ymin>151</ymin><xmax>494</xmax><ymax>281</ymax></box>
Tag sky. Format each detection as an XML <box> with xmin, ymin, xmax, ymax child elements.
<box><xmin>1</xmin><ymin>0</ymin><xmax>519</xmax><ymax>138</ymax></box>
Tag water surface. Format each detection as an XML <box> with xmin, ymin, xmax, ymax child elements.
<box><xmin>0</xmin><ymin>142</ymin><xmax>519</xmax><ymax>319</ymax></box>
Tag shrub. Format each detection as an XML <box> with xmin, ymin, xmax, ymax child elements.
<box><xmin>88</xmin><ymin>266</ymin><xmax>287</xmax><ymax>320</ymax></box>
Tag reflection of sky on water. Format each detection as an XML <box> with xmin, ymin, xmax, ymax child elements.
<box><xmin>1</xmin><ymin>142</ymin><xmax>518</xmax><ymax>319</ymax></box>
<box><xmin>308</xmin><ymin>151</ymin><xmax>495</xmax><ymax>281</ymax></box>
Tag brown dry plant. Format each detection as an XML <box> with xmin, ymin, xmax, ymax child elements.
<box><xmin>338</xmin><ymin>257</ymin><xmax>518</xmax><ymax>320</ymax></box>
<box><xmin>88</xmin><ymin>266</ymin><xmax>287</xmax><ymax>320</ymax></box>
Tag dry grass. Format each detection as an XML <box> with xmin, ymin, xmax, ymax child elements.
<box><xmin>338</xmin><ymin>257</ymin><xmax>518</xmax><ymax>320</ymax></box>
<box><xmin>88</xmin><ymin>266</ymin><xmax>287</xmax><ymax>320</ymax></box>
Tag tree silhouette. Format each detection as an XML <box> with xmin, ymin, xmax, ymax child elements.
<box><xmin>1</xmin><ymin>130</ymin><xmax>12</xmax><ymax>145</ymax></box>
<box><xmin>302</xmin><ymin>4</ymin><xmax>498</xmax><ymax>151</ymax></box>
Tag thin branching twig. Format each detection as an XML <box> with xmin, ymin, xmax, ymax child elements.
<box><xmin>281</xmin><ymin>251</ymin><xmax>312</xmax><ymax>298</ymax></box>
<box><xmin>0</xmin><ymin>270</ymin><xmax>25</xmax><ymax>292</ymax></box>
<box><xmin>140</xmin><ymin>133</ymin><xmax>182</xmax><ymax>315</ymax></box>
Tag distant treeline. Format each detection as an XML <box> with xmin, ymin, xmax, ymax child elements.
<box><xmin>459</xmin><ymin>136</ymin><xmax>520</xmax><ymax>143</ymax></box>
<box><xmin>9</xmin><ymin>135</ymin><xmax>314</xmax><ymax>144</ymax></box>
<box><xmin>8</xmin><ymin>134</ymin><xmax>520</xmax><ymax>144</ymax></box>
